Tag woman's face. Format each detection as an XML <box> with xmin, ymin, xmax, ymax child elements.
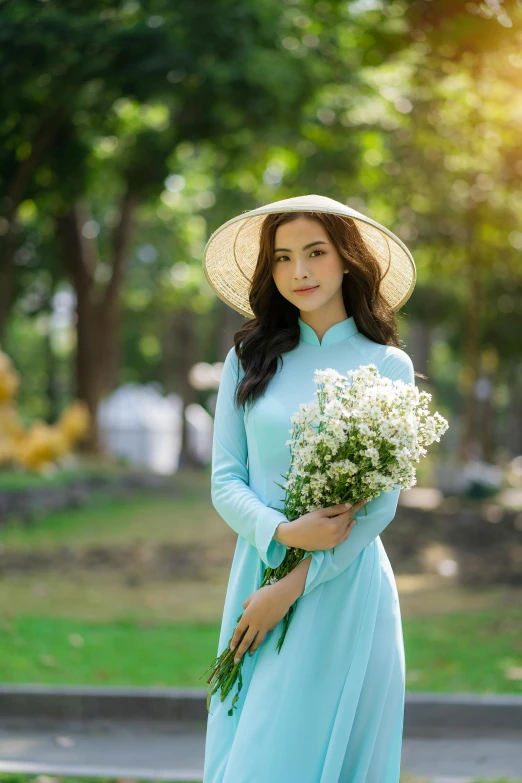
<box><xmin>271</xmin><ymin>216</ymin><xmax>346</xmax><ymax>314</ymax></box>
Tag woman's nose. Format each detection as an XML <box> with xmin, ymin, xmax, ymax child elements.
<box><xmin>293</xmin><ymin>257</ymin><xmax>309</xmax><ymax>276</ymax></box>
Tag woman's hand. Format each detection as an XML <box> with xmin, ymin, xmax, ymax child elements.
<box><xmin>229</xmin><ymin>583</ymin><xmax>294</xmax><ymax>664</ymax></box>
<box><xmin>278</xmin><ymin>497</ymin><xmax>371</xmax><ymax>552</ymax></box>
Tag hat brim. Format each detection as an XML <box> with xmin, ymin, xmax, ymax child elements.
<box><xmin>202</xmin><ymin>195</ymin><xmax>416</xmax><ymax>317</ymax></box>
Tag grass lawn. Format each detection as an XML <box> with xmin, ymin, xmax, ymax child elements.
<box><xmin>0</xmin><ymin>466</ymin><xmax>521</xmax><ymax>694</ymax></box>
<box><xmin>0</xmin><ymin>476</ymin><xmax>215</xmax><ymax>552</ymax></box>
<box><xmin>0</xmin><ymin>778</ymin><xmax>201</xmax><ymax>783</ymax></box>
<box><xmin>1</xmin><ymin>607</ymin><xmax>521</xmax><ymax>693</ymax></box>
<box><xmin>0</xmin><ymin>774</ymin><xmax>520</xmax><ymax>783</ymax></box>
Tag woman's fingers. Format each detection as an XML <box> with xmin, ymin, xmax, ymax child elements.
<box><xmin>248</xmin><ymin>631</ymin><xmax>266</xmax><ymax>655</ymax></box>
<box><xmin>343</xmin><ymin>498</ymin><xmax>370</xmax><ymax>532</ymax></box>
<box><xmin>325</xmin><ymin>503</ymin><xmax>352</xmax><ymax>516</ymax></box>
<box><xmin>229</xmin><ymin>623</ymin><xmax>248</xmax><ymax>653</ymax></box>
<box><xmin>233</xmin><ymin>627</ymin><xmax>258</xmax><ymax>664</ymax></box>
<box><xmin>341</xmin><ymin>502</ymin><xmax>363</xmax><ymax>524</ymax></box>
<box><xmin>345</xmin><ymin>498</ymin><xmax>369</xmax><ymax>520</ymax></box>
<box><xmin>326</xmin><ymin>497</ymin><xmax>371</xmax><ymax>518</ymax></box>
<box><xmin>343</xmin><ymin>516</ymin><xmax>357</xmax><ymax>540</ymax></box>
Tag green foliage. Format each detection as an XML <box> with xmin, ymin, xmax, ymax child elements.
<box><xmin>0</xmin><ymin>1</ymin><xmax>520</xmax><ymax>457</ymax></box>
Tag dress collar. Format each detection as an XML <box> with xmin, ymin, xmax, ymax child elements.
<box><xmin>298</xmin><ymin>316</ymin><xmax>359</xmax><ymax>347</ymax></box>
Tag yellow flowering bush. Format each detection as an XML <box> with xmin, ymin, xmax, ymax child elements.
<box><xmin>14</xmin><ymin>421</ymin><xmax>70</xmax><ymax>470</ymax></box>
<box><xmin>57</xmin><ymin>400</ymin><xmax>91</xmax><ymax>448</ymax></box>
<box><xmin>0</xmin><ymin>347</ymin><xmax>91</xmax><ymax>472</ymax></box>
<box><xmin>0</xmin><ymin>350</ymin><xmax>20</xmax><ymax>404</ymax></box>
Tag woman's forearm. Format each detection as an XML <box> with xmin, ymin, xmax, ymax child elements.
<box><xmin>273</xmin><ymin>521</ymin><xmax>312</xmax><ymax>600</ymax></box>
<box><xmin>274</xmin><ymin>552</ymin><xmax>312</xmax><ymax>603</ymax></box>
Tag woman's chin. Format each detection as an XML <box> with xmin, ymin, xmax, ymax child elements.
<box><xmin>294</xmin><ymin>294</ymin><xmax>335</xmax><ymax>313</ymax></box>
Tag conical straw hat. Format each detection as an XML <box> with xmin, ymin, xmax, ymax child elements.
<box><xmin>202</xmin><ymin>194</ymin><xmax>416</xmax><ymax>317</ymax></box>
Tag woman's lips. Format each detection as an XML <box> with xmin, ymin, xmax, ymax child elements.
<box><xmin>294</xmin><ymin>285</ymin><xmax>320</xmax><ymax>295</ymax></box>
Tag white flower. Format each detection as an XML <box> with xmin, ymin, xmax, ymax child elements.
<box><xmin>279</xmin><ymin>363</ymin><xmax>449</xmax><ymax>520</ymax></box>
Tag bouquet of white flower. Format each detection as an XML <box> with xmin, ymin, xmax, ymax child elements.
<box><xmin>204</xmin><ymin>363</ymin><xmax>449</xmax><ymax>715</ymax></box>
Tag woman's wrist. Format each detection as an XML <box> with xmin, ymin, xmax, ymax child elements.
<box><xmin>274</xmin><ymin>520</ymin><xmax>295</xmax><ymax>547</ymax></box>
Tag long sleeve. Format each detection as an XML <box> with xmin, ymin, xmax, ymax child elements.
<box><xmin>211</xmin><ymin>346</ymin><xmax>289</xmax><ymax>569</ymax></box>
<box><xmin>301</xmin><ymin>348</ymin><xmax>415</xmax><ymax>597</ymax></box>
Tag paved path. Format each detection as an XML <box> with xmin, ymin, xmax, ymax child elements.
<box><xmin>0</xmin><ymin>717</ymin><xmax>521</xmax><ymax>782</ymax></box>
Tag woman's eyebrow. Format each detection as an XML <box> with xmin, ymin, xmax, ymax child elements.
<box><xmin>274</xmin><ymin>240</ymin><xmax>329</xmax><ymax>252</ymax></box>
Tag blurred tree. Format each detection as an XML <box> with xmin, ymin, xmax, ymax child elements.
<box><xmin>399</xmin><ymin>0</ymin><xmax>522</xmax><ymax>460</ymax></box>
<box><xmin>2</xmin><ymin>0</ymin><xmax>519</xmax><ymax>466</ymax></box>
<box><xmin>0</xmin><ymin>0</ymin><xmax>408</xmax><ymax>451</ymax></box>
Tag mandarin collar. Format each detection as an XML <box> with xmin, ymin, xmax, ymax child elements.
<box><xmin>298</xmin><ymin>316</ymin><xmax>359</xmax><ymax>347</ymax></box>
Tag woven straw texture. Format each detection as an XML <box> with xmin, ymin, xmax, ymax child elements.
<box><xmin>202</xmin><ymin>195</ymin><xmax>416</xmax><ymax>317</ymax></box>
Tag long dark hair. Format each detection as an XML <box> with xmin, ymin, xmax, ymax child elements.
<box><xmin>231</xmin><ymin>211</ymin><xmax>421</xmax><ymax>410</ymax></box>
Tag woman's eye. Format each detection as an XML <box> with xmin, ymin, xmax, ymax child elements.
<box><xmin>275</xmin><ymin>250</ymin><xmax>324</xmax><ymax>262</ymax></box>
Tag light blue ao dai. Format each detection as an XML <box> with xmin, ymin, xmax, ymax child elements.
<box><xmin>203</xmin><ymin>315</ymin><xmax>415</xmax><ymax>783</ymax></box>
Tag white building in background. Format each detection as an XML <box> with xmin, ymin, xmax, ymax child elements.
<box><xmin>97</xmin><ymin>358</ymin><xmax>224</xmax><ymax>474</ymax></box>
<box><xmin>98</xmin><ymin>383</ymin><xmax>213</xmax><ymax>474</ymax></box>
<box><xmin>185</xmin><ymin>402</ymin><xmax>213</xmax><ymax>465</ymax></box>
<box><xmin>98</xmin><ymin>383</ymin><xmax>182</xmax><ymax>474</ymax></box>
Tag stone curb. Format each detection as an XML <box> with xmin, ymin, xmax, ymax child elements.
<box><xmin>1</xmin><ymin>685</ymin><xmax>521</xmax><ymax>732</ymax></box>
<box><xmin>402</xmin><ymin>691</ymin><xmax>522</xmax><ymax>733</ymax></box>
<box><xmin>0</xmin><ymin>685</ymin><xmax>205</xmax><ymax>723</ymax></box>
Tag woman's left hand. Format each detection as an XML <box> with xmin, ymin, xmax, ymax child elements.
<box><xmin>229</xmin><ymin>583</ymin><xmax>294</xmax><ymax>664</ymax></box>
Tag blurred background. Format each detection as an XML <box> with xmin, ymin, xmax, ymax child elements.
<box><xmin>0</xmin><ymin>1</ymin><xmax>521</xmax><ymax>781</ymax></box>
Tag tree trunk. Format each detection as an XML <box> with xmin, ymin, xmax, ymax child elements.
<box><xmin>0</xmin><ymin>106</ymin><xmax>68</xmax><ymax>340</ymax></box>
<box><xmin>408</xmin><ymin>318</ymin><xmax>431</xmax><ymax>380</ymax></box>
<box><xmin>56</xmin><ymin>190</ymin><xmax>137</xmax><ymax>452</ymax></box>
<box><xmin>459</xmin><ymin>249</ymin><xmax>483</xmax><ymax>462</ymax></box>
<box><xmin>479</xmin><ymin>374</ymin><xmax>495</xmax><ymax>463</ymax></box>
<box><xmin>44</xmin><ymin>309</ymin><xmax>60</xmax><ymax>424</ymax></box>
<box><xmin>171</xmin><ymin>307</ymin><xmax>200</xmax><ymax>468</ymax></box>
<box><xmin>220</xmin><ymin>301</ymin><xmax>245</xmax><ymax>358</ymax></box>
<box><xmin>0</xmin><ymin>255</ymin><xmax>16</xmax><ymax>344</ymax></box>
<box><xmin>506</xmin><ymin>364</ymin><xmax>522</xmax><ymax>457</ymax></box>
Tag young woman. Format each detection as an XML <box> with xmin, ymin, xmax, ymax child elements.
<box><xmin>202</xmin><ymin>194</ymin><xmax>419</xmax><ymax>783</ymax></box>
